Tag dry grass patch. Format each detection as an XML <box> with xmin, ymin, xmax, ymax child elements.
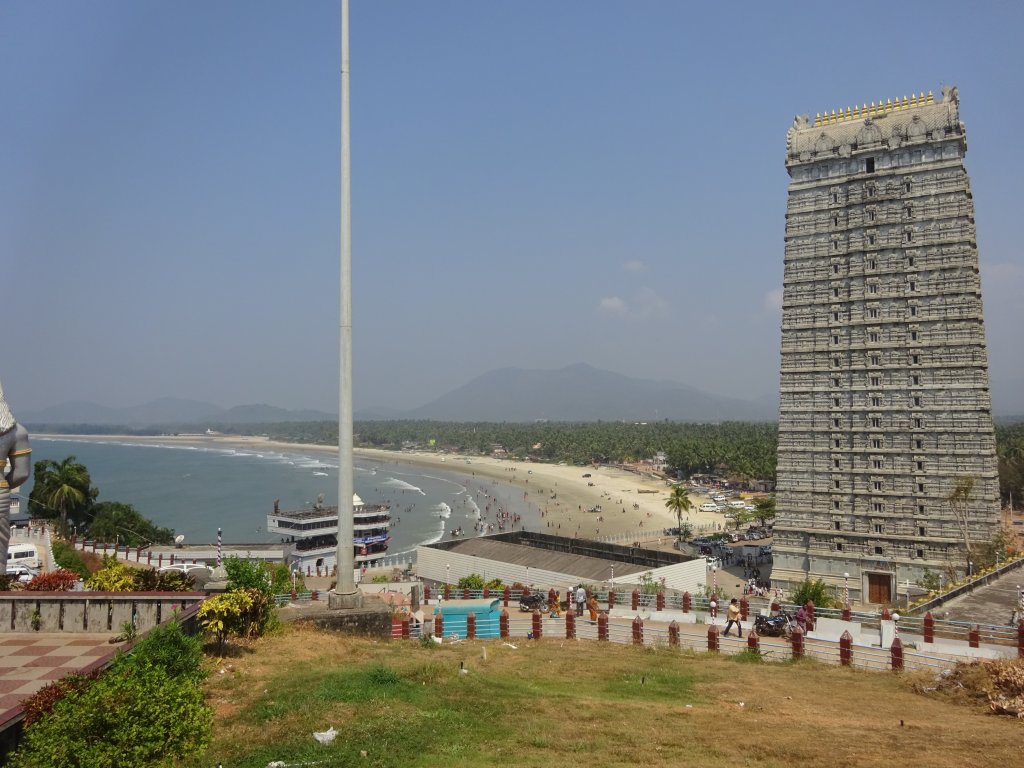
<box><xmin>188</xmin><ymin>626</ymin><xmax>1022</xmax><ymax>768</ymax></box>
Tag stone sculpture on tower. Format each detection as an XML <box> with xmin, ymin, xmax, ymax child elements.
<box><xmin>0</xmin><ymin>380</ymin><xmax>32</xmax><ymax>572</ymax></box>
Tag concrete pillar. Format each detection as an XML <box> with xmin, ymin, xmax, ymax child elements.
<box><xmin>423</xmin><ymin>584</ymin><xmax>431</xmax><ymax>602</ymax></box>
<box><xmin>747</xmin><ymin>630</ymin><xmax>760</xmax><ymax>653</ymax></box>
<box><xmin>923</xmin><ymin>611</ymin><xmax>934</xmax><ymax>643</ymax></box>
<box><xmin>739</xmin><ymin>597</ymin><xmax>749</xmax><ymax>621</ymax></box>
<box><xmin>434</xmin><ymin>612</ymin><xmax>443</xmax><ymax>639</ymax></box>
<box><xmin>565</xmin><ymin>610</ymin><xmax>575</xmax><ymax>639</ymax></box>
<box><xmin>839</xmin><ymin>630</ymin><xmax>853</xmax><ymax>666</ymax></box>
<box><xmin>969</xmin><ymin>625</ymin><xmax>980</xmax><ymax>648</ymax></box>
<box><xmin>532</xmin><ymin>609</ymin><xmax>542</xmax><ymax>640</ymax></box>
<box><xmin>631</xmin><ymin>590</ymin><xmax>639</xmax><ymax>612</ymax></box>
<box><xmin>401</xmin><ymin>618</ymin><xmax>409</xmax><ymax>640</ymax></box>
<box><xmin>500</xmin><ymin>609</ymin><xmax>509</xmax><ymax>638</ymax></box>
<box><xmin>607</xmin><ymin>589</ymin><xmax>615</xmax><ymax>609</ymax></box>
<box><xmin>707</xmin><ymin>623</ymin><xmax>719</xmax><ymax>652</ymax></box>
<box><xmin>503</xmin><ymin>586</ymin><xmax>510</xmax><ymax>607</ymax></box>
<box><xmin>463</xmin><ymin>587</ymin><xmax>470</xmax><ymax>600</ymax></box>
<box><xmin>597</xmin><ymin>612</ymin><xmax>608</xmax><ymax>641</ymax></box>
<box><xmin>632</xmin><ymin>616</ymin><xmax>643</xmax><ymax>645</ymax></box>
<box><xmin>466</xmin><ymin>612</ymin><xmax>476</xmax><ymax>640</ymax></box>
<box><xmin>656</xmin><ymin>592</ymin><xmax>665</xmax><ymax>612</ymax></box>
<box><xmin>682</xmin><ymin>592</ymin><xmax>691</xmax><ymax>613</ymax></box>
<box><xmin>668</xmin><ymin>621</ymin><xmax>680</xmax><ymax>647</ymax></box>
<box><xmin>791</xmin><ymin>626</ymin><xmax>804</xmax><ymax>659</ymax></box>
<box><xmin>890</xmin><ymin>636</ymin><xmax>904</xmax><ymax>672</ymax></box>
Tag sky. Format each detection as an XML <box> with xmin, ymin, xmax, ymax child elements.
<box><xmin>3</xmin><ymin>1</ymin><xmax>1023</xmax><ymax>415</ymax></box>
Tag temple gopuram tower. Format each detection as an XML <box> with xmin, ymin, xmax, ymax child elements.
<box><xmin>773</xmin><ymin>87</ymin><xmax>1001</xmax><ymax>604</ymax></box>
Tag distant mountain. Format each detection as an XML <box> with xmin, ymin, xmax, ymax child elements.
<box><xmin>405</xmin><ymin>363</ymin><xmax>776</xmax><ymax>422</ymax></box>
<box><xmin>21</xmin><ymin>398</ymin><xmax>335</xmax><ymax>427</ymax></box>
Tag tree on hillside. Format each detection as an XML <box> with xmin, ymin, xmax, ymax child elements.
<box><xmin>664</xmin><ymin>485</ymin><xmax>693</xmax><ymax>542</ymax></box>
<box><xmin>29</xmin><ymin>457</ymin><xmax>96</xmax><ymax>534</ymax></box>
<box><xmin>87</xmin><ymin>501</ymin><xmax>176</xmax><ymax>547</ymax></box>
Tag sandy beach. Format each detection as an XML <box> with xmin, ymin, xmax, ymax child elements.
<box><xmin>40</xmin><ymin>433</ymin><xmax>733</xmax><ymax>545</ymax></box>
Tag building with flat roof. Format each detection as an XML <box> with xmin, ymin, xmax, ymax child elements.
<box><xmin>773</xmin><ymin>87</ymin><xmax>1001</xmax><ymax>603</ymax></box>
<box><xmin>417</xmin><ymin>531</ymin><xmax>707</xmax><ymax>595</ymax></box>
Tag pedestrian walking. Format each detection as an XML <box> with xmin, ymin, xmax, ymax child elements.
<box><xmin>575</xmin><ymin>585</ymin><xmax>586</xmax><ymax>617</ymax></box>
<box><xmin>723</xmin><ymin>598</ymin><xmax>743</xmax><ymax>638</ymax></box>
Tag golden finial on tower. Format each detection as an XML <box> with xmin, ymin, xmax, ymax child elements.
<box><xmin>845</xmin><ymin>107</ymin><xmax>852</xmax><ymax>121</ymax></box>
<box><xmin>902</xmin><ymin>95</ymin><xmax>909</xmax><ymax>109</ymax></box>
<box><xmin>910</xmin><ymin>94</ymin><xmax>917</xmax><ymax>107</ymax></box>
<box><xmin>814</xmin><ymin>113</ymin><xmax>821</xmax><ymax>127</ymax></box>
<box><xmin>886</xmin><ymin>98</ymin><xmax>892</xmax><ymax>112</ymax></box>
<box><xmin>926</xmin><ymin>90</ymin><xmax>934</xmax><ymax>104</ymax></box>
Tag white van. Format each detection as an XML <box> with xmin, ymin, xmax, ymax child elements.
<box><xmin>699</xmin><ymin>502</ymin><xmax>720</xmax><ymax>513</ymax></box>
<box><xmin>7</xmin><ymin>543</ymin><xmax>41</xmax><ymax>569</ymax></box>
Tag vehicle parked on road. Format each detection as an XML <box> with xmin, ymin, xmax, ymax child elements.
<box><xmin>7</xmin><ymin>543</ymin><xmax>41</xmax><ymax>569</ymax></box>
<box><xmin>5</xmin><ymin>564</ymin><xmax>39</xmax><ymax>583</ymax></box>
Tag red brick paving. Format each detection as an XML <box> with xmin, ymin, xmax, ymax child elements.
<box><xmin>0</xmin><ymin>634</ymin><xmax>124</xmax><ymax>720</ymax></box>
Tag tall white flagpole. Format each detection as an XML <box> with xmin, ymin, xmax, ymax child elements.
<box><xmin>334</xmin><ymin>0</ymin><xmax>358</xmax><ymax>602</ymax></box>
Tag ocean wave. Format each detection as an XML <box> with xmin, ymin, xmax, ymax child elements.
<box><xmin>312</xmin><ymin>471</ymin><xmax>329</xmax><ymax>477</ymax></box>
<box><xmin>435</xmin><ymin>502</ymin><xmax>451</xmax><ymax>519</ymax></box>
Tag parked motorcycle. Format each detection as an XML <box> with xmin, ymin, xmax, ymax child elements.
<box><xmin>753</xmin><ymin>611</ymin><xmax>794</xmax><ymax>639</ymax></box>
<box><xmin>518</xmin><ymin>592</ymin><xmax>547</xmax><ymax>612</ymax></box>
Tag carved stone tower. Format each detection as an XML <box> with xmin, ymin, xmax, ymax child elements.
<box><xmin>773</xmin><ymin>88</ymin><xmax>1001</xmax><ymax>604</ymax></box>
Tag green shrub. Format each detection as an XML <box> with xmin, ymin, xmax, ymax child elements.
<box><xmin>457</xmin><ymin>573</ymin><xmax>485</xmax><ymax>590</ymax></box>
<box><xmin>116</xmin><ymin>618</ymin><xmax>205</xmax><ymax>683</ymax></box>
<box><xmin>51</xmin><ymin>540</ymin><xmax>90</xmax><ymax>578</ymax></box>
<box><xmin>224</xmin><ymin>556</ymin><xmax>272</xmax><ymax>595</ymax></box>
<box><xmin>790</xmin><ymin>578</ymin><xmax>840</xmax><ymax>609</ymax></box>
<box><xmin>268</xmin><ymin>562</ymin><xmax>304</xmax><ymax>594</ymax></box>
<box><xmin>9</xmin><ymin>664</ymin><xmax>211</xmax><ymax>767</ymax></box>
<box><xmin>85</xmin><ymin>556</ymin><xmax>137</xmax><ymax>592</ymax></box>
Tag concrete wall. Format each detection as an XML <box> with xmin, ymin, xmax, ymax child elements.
<box><xmin>0</xmin><ymin>593</ymin><xmax>205</xmax><ymax>634</ymax></box>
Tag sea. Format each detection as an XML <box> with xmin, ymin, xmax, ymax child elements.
<box><xmin>25</xmin><ymin>438</ymin><xmax>540</xmax><ymax>561</ymax></box>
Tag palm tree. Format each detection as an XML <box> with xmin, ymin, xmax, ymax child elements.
<box><xmin>664</xmin><ymin>484</ymin><xmax>693</xmax><ymax>543</ymax></box>
<box><xmin>30</xmin><ymin>457</ymin><xmax>93</xmax><ymax>535</ymax></box>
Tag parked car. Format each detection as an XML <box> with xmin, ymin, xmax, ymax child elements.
<box><xmin>5</xmin><ymin>564</ymin><xmax>38</xmax><ymax>583</ymax></box>
<box><xmin>699</xmin><ymin>503</ymin><xmax>720</xmax><ymax>513</ymax></box>
<box><xmin>158</xmin><ymin>564</ymin><xmax>213</xmax><ymax>577</ymax></box>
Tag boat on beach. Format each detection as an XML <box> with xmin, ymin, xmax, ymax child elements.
<box><xmin>267</xmin><ymin>494</ymin><xmax>391</xmax><ymax>574</ymax></box>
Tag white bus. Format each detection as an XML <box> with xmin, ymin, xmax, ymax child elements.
<box><xmin>7</xmin><ymin>543</ymin><xmax>41</xmax><ymax>569</ymax></box>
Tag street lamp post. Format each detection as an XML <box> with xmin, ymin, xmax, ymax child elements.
<box><xmin>843</xmin><ymin>572</ymin><xmax>850</xmax><ymax>608</ymax></box>
<box><xmin>892</xmin><ymin>611</ymin><xmax>900</xmax><ymax>641</ymax></box>
<box><xmin>446</xmin><ymin>563</ymin><xmax>450</xmax><ymax>591</ymax></box>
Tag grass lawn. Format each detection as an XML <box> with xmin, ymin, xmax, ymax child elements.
<box><xmin>189</xmin><ymin>624</ymin><xmax>1021</xmax><ymax>768</ymax></box>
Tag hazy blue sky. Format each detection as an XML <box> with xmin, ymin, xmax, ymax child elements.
<box><xmin>4</xmin><ymin>2</ymin><xmax>1023</xmax><ymax>414</ymax></box>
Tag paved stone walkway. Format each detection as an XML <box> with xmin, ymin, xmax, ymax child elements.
<box><xmin>0</xmin><ymin>633</ymin><xmax>123</xmax><ymax>722</ymax></box>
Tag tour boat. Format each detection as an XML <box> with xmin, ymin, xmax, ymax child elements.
<box><xmin>266</xmin><ymin>494</ymin><xmax>391</xmax><ymax>574</ymax></box>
